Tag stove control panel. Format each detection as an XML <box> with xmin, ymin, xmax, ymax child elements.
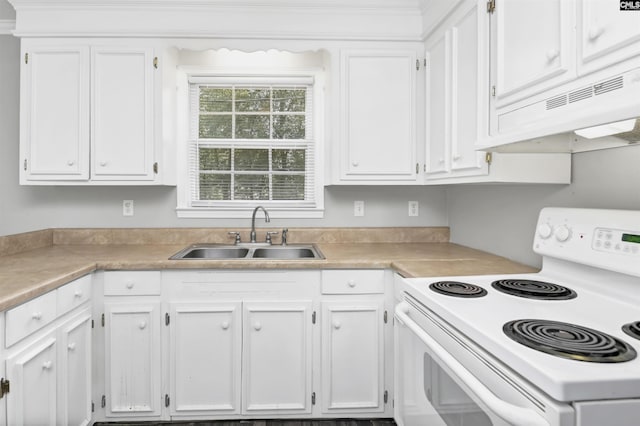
<box><xmin>593</xmin><ymin>228</ymin><xmax>640</xmax><ymax>255</ymax></box>
<box><xmin>534</xmin><ymin>207</ymin><xmax>640</xmax><ymax>277</ymax></box>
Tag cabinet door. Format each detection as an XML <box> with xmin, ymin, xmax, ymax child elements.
<box><xmin>6</xmin><ymin>336</ymin><xmax>57</xmax><ymax>425</ymax></box>
<box><xmin>425</xmin><ymin>33</ymin><xmax>449</xmax><ymax>176</ymax></box>
<box><xmin>321</xmin><ymin>300</ymin><xmax>384</xmax><ymax>413</ymax></box>
<box><xmin>449</xmin><ymin>2</ymin><xmax>488</xmax><ymax>177</ymax></box>
<box><xmin>578</xmin><ymin>0</ymin><xmax>640</xmax><ymax>75</ymax></box>
<box><xmin>91</xmin><ymin>47</ymin><xmax>155</xmax><ymax>181</ymax></box>
<box><xmin>20</xmin><ymin>45</ymin><xmax>89</xmax><ymax>181</ymax></box>
<box><xmin>104</xmin><ymin>302</ymin><xmax>161</xmax><ymax>417</ymax></box>
<box><xmin>242</xmin><ymin>301</ymin><xmax>313</xmax><ymax>414</ymax></box>
<box><xmin>169</xmin><ymin>302</ymin><xmax>242</xmax><ymax>416</ymax></box>
<box><xmin>339</xmin><ymin>50</ymin><xmax>417</xmax><ymax>182</ymax></box>
<box><xmin>495</xmin><ymin>0</ymin><xmax>575</xmax><ymax>106</ymax></box>
<box><xmin>58</xmin><ymin>311</ymin><xmax>92</xmax><ymax>426</ymax></box>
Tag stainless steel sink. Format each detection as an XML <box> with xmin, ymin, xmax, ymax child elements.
<box><xmin>252</xmin><ymin>246</ymin><xmax>319</xmax><ymax>259</ymax></box>
<box><xmin>170</xmin><ymin>244</ymin><xmax>323</xmax><ymax>260</ymax></box>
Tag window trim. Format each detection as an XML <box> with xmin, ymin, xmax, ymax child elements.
<box><xmin>175</xmin><ymin>68</ymin><xmax>325</xmax><ymax>219</ymax></box>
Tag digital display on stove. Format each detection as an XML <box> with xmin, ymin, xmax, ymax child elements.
<box><xmin>622</xmin><ymin>233</ymin><xmax>640</xmax><ymax>244</ymax></box>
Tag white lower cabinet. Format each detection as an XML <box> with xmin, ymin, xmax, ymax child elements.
<box><xmin>104</xmin><ymin>302</ymin><xmax>162</xmax><ymax>418</ymax></box>
<box><xmin>58</xmin><ymin>313</ymin><xmax>92</xmax><ymax>426</ymax></box>
<box><xmin>321</xmin><ymin>300</ymin><xmax>384</xmax><ymax>413</ymax></box>
<box><xmin>320</xmin><ymin>270</ymin><xmax>389</xmax><ymax>415</ymax></box>
<box><xmin>91</xmin><ymin>268</ymin><xmax>391</xmax><ymax>422</ymax></box>
<box><xmin>2</xmin><ymin>275</ymin><xmax>92</xmax><ymax>426</ymax></box>
<box><xmin>100</xmin><ymin>269</ymin><xmax>163</xmax><ymax>420</ymax></box>
<box><xmin>169</xmin><ymin>302</ymin><xmax>241</xmax><ymax>416</ymax></box>
<box><xmin>6</xmin><ymin>334</ymin><xmax>57</xmax><ymax>425</ymax></box>
<box><xmin>242</xmin><ymin>301</ymin><xmax>313</xmax><ymax>415</ymax></box>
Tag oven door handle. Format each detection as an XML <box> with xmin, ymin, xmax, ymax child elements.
<box><xmin>395</xmin><ymin>302</ymin><xmax>549</xmax><ymax>426</ymax></box>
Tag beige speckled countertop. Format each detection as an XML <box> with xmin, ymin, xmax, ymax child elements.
<box><xmin>0</xmin><ymin>227</ymin><xmax>538</xmax><ymax>312</ymax></box>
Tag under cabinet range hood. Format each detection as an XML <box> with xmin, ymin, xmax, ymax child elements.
<box><xmin>482</xmin><ymin>67</ymin><xmax>640</xmax><ymax>153</ymax></box>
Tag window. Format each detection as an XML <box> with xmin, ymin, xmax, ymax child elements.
<box><xmin>178</xmin><ymin>74</ymin><xmax>323</xmax><ymax>218</ymax></box>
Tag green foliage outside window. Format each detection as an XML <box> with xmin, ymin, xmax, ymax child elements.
<box><xmin>196</xmin><ymin>85</ymin><xmax>309</xmax><ymax>202</ymax></box>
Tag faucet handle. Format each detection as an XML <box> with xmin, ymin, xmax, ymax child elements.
<box><xmin>265</xmin><ymin>231</ymin><xmax>279</xmax><ymax>245</ymax></box>
<box><xmin>281</xmin><ymin>228</ymin><xmax>289</xmax><ymax>246</ymax></box>
<box><xmin>228</xmin><ymin>231</ymin><xmax>241</xmax><ymax>244</ymax></box>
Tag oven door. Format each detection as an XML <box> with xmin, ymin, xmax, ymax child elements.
<box><xmin>394</xmin><ymin>298</ymin><xmax>563</xmax><ymax>426</ymax></box>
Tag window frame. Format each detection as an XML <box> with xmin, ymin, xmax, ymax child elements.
<box><xmin>175</xmin><ymin>70</ymin><xmax>325</xmax><ymax>219</ymax></box>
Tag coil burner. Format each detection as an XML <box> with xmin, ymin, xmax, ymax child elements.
<box><xmin>622</xmin><ymin>321</ymin><xmax>640</xmax><ymax>340</ymax></box>
<box><xmin>429</xmin><ymin>281</ymin><xmax>488</xmax><ymax>298</ymax></box>
<box><xmin>504</xmin><ymin>319</ymin><xmax>636</xmax><ymax>363</ymax></box>
<box><xmin>492</xmin><ymin>279</ymin><xmax>577</xmax><ymax>300</ymax></box>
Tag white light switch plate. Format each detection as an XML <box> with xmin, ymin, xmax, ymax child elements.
<box><xmin>354</xmin><ymin>200</ymin><xmax>365</xmax><ymax>217</ymax></box>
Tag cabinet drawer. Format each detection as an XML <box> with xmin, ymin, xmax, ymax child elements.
<box><xmin>321</xmin><ymin>270</ymin><xmax>385</xmax><ymax>294</ymax></box>
<box><xmin>6</xmin><ymin>290</ymin><xmax>57</xmax><ymax>347</ymax></box>
<box><xmin>104</xmin><ymin>271</ymin><xmax>161</xmax><ymax>296</ymax></box>
<box><xmin>57</xmin><ymin>274</ymin><xmax>92</xmax><ymax>315</ymax></box>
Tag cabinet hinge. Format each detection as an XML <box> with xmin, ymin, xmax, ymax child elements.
<box><xmin>415</xmin><ymin>59</ymin><xmax>420</xmax><ymax>71</ymax></box>
<box><xmin>165</xmin><ymin>394</ymin><xmax>170</xmax><ymax>407</ymax></box>
<box><xmin>23</xmin><ymin>159</ymin><xmax>27</xmax><ymax>171</ymax></box>
<box><xmin>491</xmin><ymin>85</ymin><xmax>496</xmax><ymax>97</ymax></box>
<box><xmin>91</xmin><ymin>401</ymin><xmax>94</xmax><ymax>413</ymax></box>
<box><xmin>0</xmin><ymin>378</ymin><xmax>10</xmax><ymax>399</ymax></box>
<box><xmin>312</xmin><ymin>311</ymin><xmax>316</xmax><ymax>324</ymax></box>
<box><xmin>153</xmin><ymin>162</ymin><xmax>159</xmax><ymax>174</ymax></box>
<box><xmin>24</xmin><ymin>53</ymin><xmax>28</xmax><ymax>64</ymax></box>
<box><xmin>101</xmin><ymin>395</ymin><xmax>106</xmax><ymax>408</ymax></box>
<box><xmin>91</xmin><ymin>319</ymin><xmax>94</xmax><ymax>329</ymax></box>
<box><xmin>384</xmin><ymin>310</ymin><xmax>388</xmax><ymax>324</ymax></box>
<box><xmin>165</xmin><ymin>313</ymin><xmax>170</xmax><ymax>326</ymax></box>
<box><xmin>311</xmin><ymin>392</ymin><xmax>316</xmax><ymax>405</ymax></box>
<box><xmin>487</xmin><ymin>0</ymin><xmax>495</xmax><ymax>14</ymax></box>
<box><xmin>415</xmin><ymin>163</ymin><xmax>419</xmax><ymax>174</ymax></box>
<box><xmin>423</xmin><ymin>58</ymin><xmax>426</xmax><ymax>68</ymax></box>
<box><xmin>485</xmin><ymin>152</ymin><xmax>493</xmax><ymax>165</ymax></box>
<box><xmin>153</xmin><ymin>57</ymin><xmax>159</xmax><ymax>69</ymax></box>
<box><xmin>384</xmin><ymin>390</ymin><xmax>388</xmax><ymax>404</ymax></box>
<box><xmin>101</xmin><ymin>313</ymin><xmax>105</xmax><ymax>327</ymax></box>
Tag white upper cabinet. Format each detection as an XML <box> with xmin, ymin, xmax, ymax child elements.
<box><xmin>91</xmin><ymin>47</ymin><xmax>155</xmax><ymax>180</ymax></box>
<box><xmin>484</xmin><ymin>0</ymin><xmax>640</xmax><ymax>150</ymax></box>
<box><xmin>425</xmin><ymin>1</ymin><xmax>488</xmax><ymax>180</ymax></box>
<box><xmin>425</xmin><ymin>32</ymin><xmax>449</xmax><ymax>177</ymax></box>
<box><xmin>20</xmin><ymin>39</ymin><xmax>165</xmax><ymax>185</ymax></box>
<box><xmin>336</xmin><ymin>49</ymin><xmax>419</xmax><ymax>184</ymax></box>
<box><xmin>20</xmin><ymin>46</ymin><xmax>90</xmax><ymax>181</ymax></box>
<box><xmin>577</xmin><ymin>0</ymin><xmax>640</xmax><ymax>75</ymax></box>
<box><xmin>494</xmin><ymin>0</ymin><xmax>575</xmax><ymax>107</ymax></box>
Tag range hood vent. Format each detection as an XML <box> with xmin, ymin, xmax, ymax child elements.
<box><xmin>545</xmin><ymin>76</ymin><xmax>624</xmax><ymax>111</ymax></box>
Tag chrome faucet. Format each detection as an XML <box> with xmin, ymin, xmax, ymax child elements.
<box><xmin>250</xmin><ymin>206</ymin><xmax>270</xmax><ymax>243</ymax></box>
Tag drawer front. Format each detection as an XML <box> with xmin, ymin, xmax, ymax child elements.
<box><xmin>104</xmin><ymin>271</ymin><xmax>161</xmax><ymax>296</ymax></box>
<box><xmin>6</xmin><ymin>290</ymin><xmax>58</xmax><ymax>347</ymax></box>
<box><xmin>321</xmin><ymin>270</ymin><xmax>385</xmax><ymax>294</ymax></box>
<box><xmin>57</xmin><ymin>274</ymin><xmax>92</xmax><ymax>315</ymax></box>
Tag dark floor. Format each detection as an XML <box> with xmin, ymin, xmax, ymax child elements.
<box><xmin>95</xmin><ymin>420</ymin><xmax>396</xmax><ymax>426</ymax></box>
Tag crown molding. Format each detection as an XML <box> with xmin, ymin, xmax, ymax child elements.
<box><xmin>8</xmin><ymin>0</ymin><xmax>427</xmax><ymax>40</ymax></box>
<box><xmin>0</xmin><ymin>19</ymin><xmax>15</xmax><ymax>34</ymax></box>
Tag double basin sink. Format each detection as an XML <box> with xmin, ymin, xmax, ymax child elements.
<box><xmin>170</xmin><ymin>243</ymin><xmax>323</xmax><ymax>260</ymax></box>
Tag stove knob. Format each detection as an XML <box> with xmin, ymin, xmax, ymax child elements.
<box><xmin>537</xmin><ymin>223</ymin><xmax>553</xmax><ymax>239</ymax></box>
<box><xmin>555</xmin><ymin>225</ymin><xmax>571</xmax><ymax>242</ymax></box>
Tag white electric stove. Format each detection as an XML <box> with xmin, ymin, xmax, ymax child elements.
<box><xmin>394</xmin><ymin>208</ymin><xmax>640</xmax><ymax>426</ymax></box>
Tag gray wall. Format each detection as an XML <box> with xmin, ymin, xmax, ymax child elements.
<box><xmin>0</xmin><ymin>34</ymin><xmax>448</xmax><ymax>236</ymax></box>
<box><xmin>0</xmin><ymin>0</ymin><xmax>14</xmax><ymax>19</ymax></box>
<box><xmin>447</xmin><ymin>144</ymin><xmax>640</xmax><ymax>268</ymax></box>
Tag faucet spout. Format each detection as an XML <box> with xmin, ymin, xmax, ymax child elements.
<box><xmin>250</xmin><ymin>206</ymin><xmax>270</xmax><ymax>243</ymax></box>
